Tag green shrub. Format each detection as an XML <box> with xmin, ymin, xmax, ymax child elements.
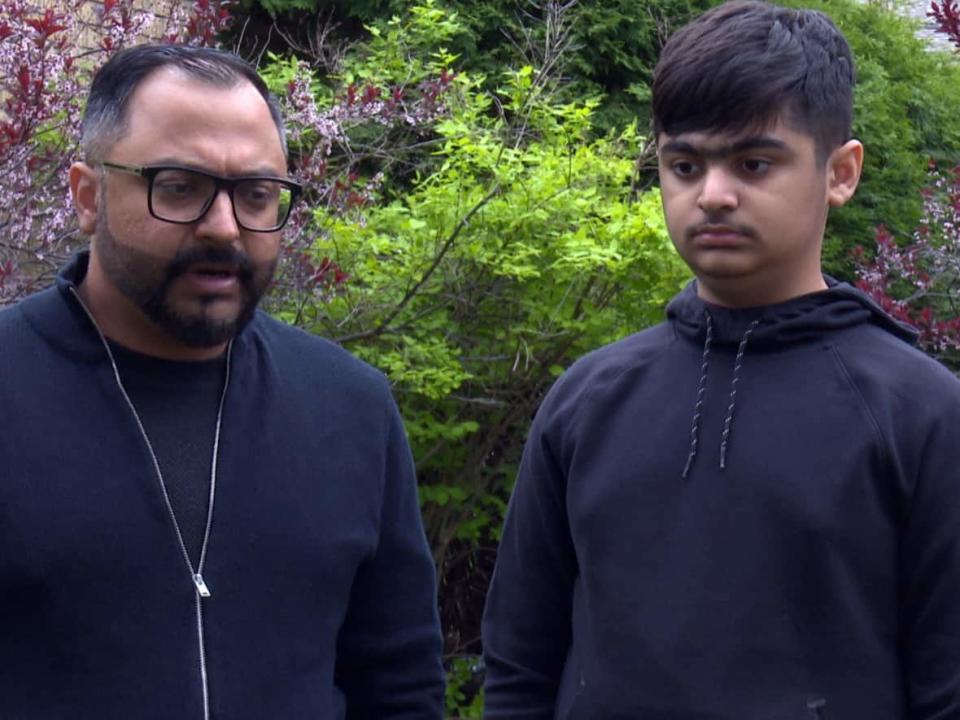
<box><xmin>261</xmin><ymin>10</ymin><xmax>690</xmax><ymax>710</ymax></box>
<box><xmin>285</xmin><ymin>64</ymin><xmax>688</xmax><ymax>565</ymax></box>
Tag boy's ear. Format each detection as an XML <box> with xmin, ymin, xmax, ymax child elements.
<box><xmin>826</xmin><ymin>139</ymin><xmax>863</xmax><ymax>208</ymax></box>
<box><xmin>69</xmin><ymin>162</ymin><xmax>100</xmax><ymax>235</ymax></box>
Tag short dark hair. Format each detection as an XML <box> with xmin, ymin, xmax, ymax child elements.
<box><xmin>652</xmin><ymin>0</ymin><xmax>855</xmax><ymax>160</ymax></box>
<box><xmin>82</xmin><ymin>44</ymin><xmax>286</xmax><ymax>162</ymax></box>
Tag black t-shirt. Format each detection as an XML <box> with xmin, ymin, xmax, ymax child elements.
<box><xmin>109</xmin><ymin>341</ymin><xmax>227</xmax><ymax>567</ymax></box>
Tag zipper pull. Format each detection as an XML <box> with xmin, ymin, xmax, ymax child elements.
<box><xmin>193</xmin><ymin>573</ymin><xmax>211</xmax><ymax>598</ymax></box>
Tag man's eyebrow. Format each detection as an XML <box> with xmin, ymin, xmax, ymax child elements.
<box><xmin>145</xmin><ymin>159</ymin><xmax>287</xmax><ymax>177</ymax></box>
<box><xmin>659</xmin><ymin>137</ymin><xmax>790</xmax><ymax>158</ymax></box>
<box><xmin>238</xmin><ymin>166</ymin><xmax>290</xmax><ymax>178</ymax></box>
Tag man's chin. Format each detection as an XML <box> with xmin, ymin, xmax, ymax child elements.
<box><xmin>147</xmin><ymin>299</ymin><xmax>257</xmax><ymax>349</ymax></box>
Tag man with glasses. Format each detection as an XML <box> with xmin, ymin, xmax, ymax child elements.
<box><xmin>0</xmin><ymin>44</ymin><xmax>444</xmax><ymax>719</ymax></box>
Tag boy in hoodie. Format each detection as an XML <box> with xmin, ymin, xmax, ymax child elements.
<box><xmin>481</xmin><ymin>2</ymin><xmax>960</xmax><ymax>718</ymax></box>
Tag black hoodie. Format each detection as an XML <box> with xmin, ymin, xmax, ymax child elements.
<box><xmin>482</xmin><ymin>280</ymin><xmax>960</xmax><ymax>720</ymax></box>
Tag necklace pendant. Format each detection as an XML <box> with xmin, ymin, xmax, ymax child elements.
<box><xmin>194</xmin><ymin>573</ymin><xmax>211</xmax><ymax>598</ymax></box>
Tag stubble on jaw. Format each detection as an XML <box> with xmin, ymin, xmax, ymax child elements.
<box><xmin>92</xmin><ymin>196</ymin><xmax>276</xmax><ymax>348</ymax></box>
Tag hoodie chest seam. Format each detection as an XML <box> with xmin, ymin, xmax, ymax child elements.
<box><xmin>828</xmin><ymin>344</ymin><xmax>895</xmax><ymax>473</ymax></box>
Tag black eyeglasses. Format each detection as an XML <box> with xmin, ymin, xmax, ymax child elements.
<box><xmin>101</xmin><ymin>161</ymin><xmax>302</xmax><ymax>232</ymax></box>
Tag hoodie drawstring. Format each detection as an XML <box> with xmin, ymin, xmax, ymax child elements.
<box><xmin>682</xmin><ymin>313</ymin><xmax>713</xmax><ymax>479</ymax></box>
<box><xmin>681</xmin><ymin>314</ymin><xmax>759</xmax><ymax>478</ymax></box>
<box><xmin>719</xmin><ymin>319</ymin><xmax>759</xmax><ymax>470</ymax></box>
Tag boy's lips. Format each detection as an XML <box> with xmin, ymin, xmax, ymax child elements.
<box><xmin>689</xmin><ymin>224</ymin><xmax>752</xmax><ymax>246</ymax></box>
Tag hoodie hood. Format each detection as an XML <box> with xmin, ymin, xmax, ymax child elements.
<box><xmin>666</xmin><ymin>277</ymin><xmax>918</xmax><ymax>349</ymax></box>
<box><xmin>666</xmin><ymin>277</ymin><xmax>918</xmax><ymax>478</ymax></box>
<box><xmin>13</xmin><ymin>249</ymin><xmax>107</xmax><ymax>364</ymax></box>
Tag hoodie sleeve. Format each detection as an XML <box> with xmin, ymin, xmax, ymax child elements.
<box><xmin>482</xmin><ymin>388</ymin><xmax>579</xmax><ymax>718</ymax></box>
<box><xmin>334</xmin><ymin>397</ymin><xmax>445</xmax><ymax>719</ymax></box>
<box><xmin>898</xmin><ymin>376</ymin><xmax>960</xmax><ymax>719</ymax></box>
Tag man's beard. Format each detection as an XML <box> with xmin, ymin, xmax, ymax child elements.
<box><xmin>94</xmin><ymin>204</ymin><xmax>276</xmax><ymax>348</ymax></box>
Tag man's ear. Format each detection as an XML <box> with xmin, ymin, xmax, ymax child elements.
<box><xmin>69</xmin><ymin>162</ymin><xmax>100</xmax><ymax>235</ymax></box>
<box><xmin>826</xmin><ymin>139</ymin><xmax>863</xmax><ymax>208</ymax></box>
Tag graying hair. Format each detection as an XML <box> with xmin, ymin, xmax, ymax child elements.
<box><xmin>82</xmin><ymin>44</ymin><xmax>287</xmax><ymax>162</ymax></box>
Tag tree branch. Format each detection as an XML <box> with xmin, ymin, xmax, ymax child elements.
<box><xmin>335</xmin><ymin>184</ymin><xmax>501</xmax><ymax>344</ymax></box>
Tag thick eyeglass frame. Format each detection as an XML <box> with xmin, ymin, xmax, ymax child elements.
<box><xmin>100</xmin><ymin>161</ymin><xmax>303</xmax><ymax>233</ymax></box>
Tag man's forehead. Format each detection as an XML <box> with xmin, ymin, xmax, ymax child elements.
<box><xmin>128</xmin><ymin>67</ymin><xmax>259</xmax><ymax>109</ymax></box>
<box><xmin>114</xmin><ymin>68</ymin><xmax>286</xmax><ymax>171</ymax></box>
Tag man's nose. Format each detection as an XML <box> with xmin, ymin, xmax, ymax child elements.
<box><xmin>697</xmin><ymin>167</ymin><xmax>739</xmax><ymax>212</ymax></box>
<box><xmin>196</xmin><ymin>188</ymin><xmax>241</xmax><ymax>242</ymax></box>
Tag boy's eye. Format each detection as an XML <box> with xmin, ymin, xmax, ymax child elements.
<box><xmin>741</xmin><ymin>158</ymin><xmax>772</xmax><ymax>174</ymax></box>
<box><xmin>670</xmin><ymin>160</ymin><xmax>700</xmax><ymax>177</ymax></box>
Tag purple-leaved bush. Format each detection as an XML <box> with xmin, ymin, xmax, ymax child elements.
<box><xmin>0</xmin><ymin>0</ymin><xmax>231</xmax><ymax>305</ymax></box>
<box><xmin>268</xmin><ymin>60</ymin><xmax>455</xmax><ymax>307</ymax></box>
<box><xmin>854</xmin><ymin>163</ymin><xmax>960</xmax><ymax>361</ymax></box>
<box><xmin>930</xmin><ymin>0</ymin><xmax>960</xmax><ymax>50</ymax></box>
<box><xmin>0</xmin><ymin>0</ymin><xmax>455</xmax><ymax>308</ymax></box>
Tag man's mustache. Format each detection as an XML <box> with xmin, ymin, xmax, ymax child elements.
<box><xmin>164</xmin><ymin>246</ymin><xmax>256</xmax><ymax>284</ymax></box>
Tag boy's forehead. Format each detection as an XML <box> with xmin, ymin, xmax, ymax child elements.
<box><xmin>658</xmin><ymin>118</ymin><xmax>776</xmax><ymax>147</ymax></box>
<box><xmin>657</xmin><ymin>118</ymin><xmax>810</xmax><ymax>156</ymax></box>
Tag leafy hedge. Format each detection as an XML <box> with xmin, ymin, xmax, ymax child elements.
<box><xmin>232</xmin><ymin>0</ymin><xmax>960</xmax><ymax>282</ymax></box>
<box><xmin>257</xmin><ymin>12</ymin><xmax>690</xmax><ymax>702</ymax></box>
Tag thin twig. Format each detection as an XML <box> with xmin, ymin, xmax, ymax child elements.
<box><xmin>335</xmin><ymin>184</ymin><xmax>501</xmax><ymax>344</ymax></box>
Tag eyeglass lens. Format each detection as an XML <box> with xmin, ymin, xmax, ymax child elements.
<box><xmin>150</xmin><ymin>168</ymin><xmax>294</xmax><ymax>231</ymax></box>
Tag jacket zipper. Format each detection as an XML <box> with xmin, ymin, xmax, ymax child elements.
<box><xmin>69</xmin><ymin>287</ymin><xmax>231</xmax><ymax>720</ymax></box>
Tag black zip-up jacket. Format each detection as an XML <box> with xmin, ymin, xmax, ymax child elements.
<box><xmin>483</xmin><ymin>280</ymin><xmax>960</xmax><ymax>719</ymax></box>
<box><xmin>0</xmin><ymin>253</ymin><xmax>444</xmax><ymax>719</ymax></box>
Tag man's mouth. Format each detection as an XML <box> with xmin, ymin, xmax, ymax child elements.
<box><xmin>189</xmin><ymin>262</ymin><xmax>239</xmax><ymax>276</ymax></box>
<box><xmin>182</xmin><ymin>264</ymin><xmax>241</xmax><ymax>292</ymax></box>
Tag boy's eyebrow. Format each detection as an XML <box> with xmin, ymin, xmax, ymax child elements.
<box><xmin>659</xmin><ymin>136</ymin><xmax>790</xmax><ymax>158</ymax></box>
